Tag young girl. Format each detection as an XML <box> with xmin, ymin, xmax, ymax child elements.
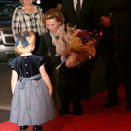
<box><xmin>8</xmin><ymin>31</ymin><xmax>55</xmax><ymax>131</ymax></box>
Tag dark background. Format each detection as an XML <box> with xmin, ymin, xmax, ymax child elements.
<box><xmin>36</xmin><ymin>0</ymin><xmax>62</xmax><ymax>12</ymax></box>
<box><xmin>10</xmin><ymin>0</ymin><xmax>62</xmax><ymax>12</ymax></box>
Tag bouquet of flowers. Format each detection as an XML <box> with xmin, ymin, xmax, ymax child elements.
<box><xmin>56</xmin><ymin>24</ymin><xmax>99</xmax><ymax>69</ymax></box>
<box><xmin>64</xmin><ymin>24</ymin><xmax>98</xmax><ymax>67</ymax></box>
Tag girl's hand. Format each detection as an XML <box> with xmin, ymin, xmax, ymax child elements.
<box><xmin>40</xmin><ymin>65</ymin><xmax>53</xmax><ymax>98</ymax></box>
<box><xmin>12</xmin><ymin>88</ymin><xmax>15</xmax><ymax>95</ymax></box>
<box><xmin>11</xmin><ymin>70</ymin><xmax>18</xmax><ymax>95</ymax></box>
<box><xmin>49</xmin><ymin>88</ymin><xmax>53</xmax><ymax>97</ymax></box>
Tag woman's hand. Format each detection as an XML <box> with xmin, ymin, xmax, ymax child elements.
<box><xmin>63</xmin><ymin>46</ymin><xmax>72</xmax><ymax>58</ymax></box>
<box><xmin>65</xmin><ymin>52</ymin><xmax>79</xmax><ymax>67</ymax></box>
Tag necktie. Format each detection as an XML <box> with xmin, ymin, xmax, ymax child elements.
<box><xmin>76</xmin><ymin>0</ymin><xmax>81</xmax><ymax>19</ymax></box>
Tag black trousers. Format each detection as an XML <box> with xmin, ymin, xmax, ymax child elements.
<box><xmin>101</xmin><ymin>28</ymin><xmax>131</xmax><ymax>106</ymax></box>
<box><xmin>100</xmin><ymin>29</ymin><xmax>119</xmax><ymax>103</ymax></box>
<box><xmin>118</xmin><ymin>50</ymin><xmax>131</xmax><ymax>106</ymax></box>
<box><xmin>78</xmin><ymin>60</ymin><xmax>95</xmax><ymax>99</ymax></box>
<box><xmin>57</xmin><ymin>65</ymin><xmax>83</xmax><ymax>112</ymax></box>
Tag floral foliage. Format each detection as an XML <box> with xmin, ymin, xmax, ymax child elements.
<box><xmin>64</xmin><ymin>24</ymin><xmax>98</xmax><ymax>68</ymax></box>
<box><xmin>76</xmin><ymin>30</ymin><xmax>91</xmax><ymax>45</ymax></box>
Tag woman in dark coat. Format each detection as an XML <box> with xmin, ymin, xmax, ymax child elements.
<box><xmin>42</xmin><ymin>8</ymin><xmax>83</xmax><ymax>116</ymax></box>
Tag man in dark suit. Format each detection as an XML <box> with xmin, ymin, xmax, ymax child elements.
<box><xmin>110</xmin><ymin>0</ymin><xmax>131</xmax><ymax>111</ymax></box>
<box><xmin>62</xmin><ymin>0</ymin><xmax>97</xmax><ymax>101</ymax></box>
<box><xmin>95</xmin><ymin>0</ymin><xmax>131</xmax><ymax>110</ymax></box>
<box><xmin>94</xmin><ymin>0</ymin><xmax>119</xmax><ymax>108</ymax></box>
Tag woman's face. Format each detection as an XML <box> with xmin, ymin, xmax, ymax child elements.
<box><xmin>22</xmin><ymin>0</ymin><xmax>33</xmax><ymax>6</ymax></box>
<box><xmin>45</xmin><ymin>18</ymin><xmax>61</xmax><ymax>34</ymax></box>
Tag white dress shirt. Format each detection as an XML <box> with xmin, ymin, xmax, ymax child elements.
<box><xmin>73</xmin><ymin>0</ymin><xmax>83</xmax><ymax>11</ymax></box>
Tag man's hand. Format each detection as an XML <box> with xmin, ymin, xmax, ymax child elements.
<box><xmin>101</xmin><ymin>16</ymin><xmax>111</xmax><ymax>28</ymax></box>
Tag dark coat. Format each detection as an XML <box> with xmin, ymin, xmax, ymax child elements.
<box><xmin>43</xmin><ymin>31</ymin><xmax>83</xmax><ymax>112</ymax></box>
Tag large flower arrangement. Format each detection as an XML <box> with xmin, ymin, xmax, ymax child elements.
<box><xmin>56</xmin><ymin>24</ymin><xmax>98</xmax><ymax>69</ymax></box>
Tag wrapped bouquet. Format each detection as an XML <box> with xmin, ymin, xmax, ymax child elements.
<box><xmin>56</xmin><ymin>24</ymin><xmax>98</xmax><ymax>69</ymax></box>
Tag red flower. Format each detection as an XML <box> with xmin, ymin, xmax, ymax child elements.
<box><xmin>76</xmin><ymin>30</ymin><xmax>91</xmax><ymax>45</ymax></box>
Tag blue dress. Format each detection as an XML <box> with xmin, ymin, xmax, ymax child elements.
<box><xmin>8</xmin><ymin>55</ymin><xmax>55</xmax><ymax>126</ymax></box>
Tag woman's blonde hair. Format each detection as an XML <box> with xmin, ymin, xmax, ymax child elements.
<box><xmin>42</xmin><ymin>8</ymin><xmax>65</xmax><ymax>26</ymax></box>
<box><xmin>14</xmin><ymin>31</ymin><xmax>36</xmax><ymax>55</ymax></box>
<box><xmin>19</xmin><ymin>0</ymin><xmax>36</xmax><ymax>4</ymax></box>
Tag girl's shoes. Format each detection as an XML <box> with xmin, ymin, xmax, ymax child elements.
<box><xmin>33</xmin><ymin>125</ymin><xmax>43</xmax><ymax>131</ymax></box>
<box><xmin>20</xmin><ymin>125</ymin><xmax>28</xmax><ymax>131</ymax></box>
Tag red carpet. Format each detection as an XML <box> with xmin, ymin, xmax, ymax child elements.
<box><xmin>0</xmin><ymin>86</ymin><xmax>131</xmax><ymax>131</ymax></box>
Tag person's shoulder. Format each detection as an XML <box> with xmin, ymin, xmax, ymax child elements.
<box><xmin>32</xmin><ymin>55</ymin><xmax>49</xmax><ymax>64</ymax></box>
<box><xmin>32</xmin><ymin>55</ymin><xmax>41</xmax><ymax>59</ymax></box>
<box><xmin>13</xmin><ymin>5</ymin><xmax>22</xmax><ymax>13</ymax></box>
<box><xmin>8</xmin><ymin>56</ymin><xmax>20</xmax><ymax>65</ymax></box>
<box><xmin>34</xmin><ymin>5</ymin><xmax>43</xmax><ymax>14</ymax></box>
<box><xmin>14</xmin><ymin>56</ymin><xmax>22</xmax><ymax>61</ymax></box>
<box><xmin>32</xmin><ymin>55</ymin><xmax>47</xmax><ymax>59</ymax></box>
<box><xmin>15</xmin><ymin>5</ymin><xmax>22</xmax><ymax>10</ymax></box>
<box><xmin>34</xmin><ymin>5</ymin><xmax>42</xmax><ymax>10</ymax></box>
<box><xmin>11</xmin><ymin>56</ymin><xmax>21</xmax><ymax>60</ymax></box>
<box><xmin>31</xmin><ymin>55</ymin><xmax>44</xmax><ymax>61</ymax></box>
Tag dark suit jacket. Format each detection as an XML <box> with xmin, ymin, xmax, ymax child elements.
<box><xmin>62</xmin><ymin>0</ymin><xmax>97</xmax><ymax>31</ymax></box>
